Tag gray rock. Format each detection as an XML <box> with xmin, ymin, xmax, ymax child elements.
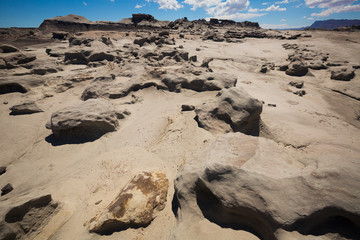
<box><xmin>0</xmin><ymin>166</ymin><xmax>6</xmax><ymax>176</ymax></box>
<box><xmin>195</xmin><ymin>87</ymin><xmax>263</xmax><ymax>135</ymax></box>
<box><xmin>162</xmin><ymin>73</ymin><xmax>237</xmax><ymax>93</ymax></box>
<box><xmin>201</xmin><ymin>57</ymin><xmax>214</xmax><ymax>68</ymax></box>
<box><xmin>0</xmin><ymin>44</ymin><xmax>19</xmax><ymax>53</ymax></box>
<box><xmin>10</xmin><ymin>101</ymin><xmax>43</xmax><ymax>115</ymax></box>
<box><xmin>46</xmin><ymin>99</ymin><xmax>123</xmax><ymax>140</ymax></box>
<box><xmin>285</xmin><ymin>61</ymin><xmax>308</xmax><ymax>76</ymax></box>
<box><xmin>1</xmin><ymin>183</ymin><xmax>13</xmax><ymax>196</ymax></box>
<box><xmin>331</xmin><ymin>68</ymin><xmax>355</xmax><ymax>81</ymax></box>
<box><xmin>174</xmin><ymin>133</ymin><xmax>360</xmax><ymax>240</ymax></box>
<box><xmin>289</xmin><ymin>80</ymin><xmax>304</xmax><ymax>89</ymax></box>
<box><xmin>181</xmin><ymin>104</ymin><xmax>195</xmax><ymax>111</ymax></box>
<box><xmin>0</xmin><ymin>82</ymin><xmax>28</xmax><ymax>95</ymax></box>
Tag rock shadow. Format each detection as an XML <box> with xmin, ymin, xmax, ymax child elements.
<box><xmin>194</xmin><ymin>179</ymin><xmax>277</xmax><ymax>240</ymax></box>
<box><xmin>45</xmin><ymin>132</ymin><xmax>103</xmax><ymax>146</ymax></box>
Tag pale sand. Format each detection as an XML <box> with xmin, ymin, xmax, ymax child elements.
<box><xmin>0</xmin><ymin>30</ymin><xmax>359</xmax><ymax>240</ymax></box>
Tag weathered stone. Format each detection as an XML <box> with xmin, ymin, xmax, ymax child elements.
<box><xmin>195</xmin><ymin>87</ymin><xmax>263</xmax><ymax>135</ymax></box>
<box><xmin>1</xmin><ymin>183</ymin><xmax>13</xmax><ymax>196</ymax></box>
<box><xmin>289</xmin><ymin>80</ymin><xmax>304</xmax><ymax>89</ymax></box>
<box><xmin>0</xmin><ymin>82</ymin><xmax>28</xmax><ymax>95</ymax></box>
<box><xmin>46</xmin><ymin>99</ymin><xmax>123</xmax><ymax>140</ymax></box>
<box><xmin>89</xmin><ymin>172</ymin><xmax>168</xmax><ymax>234</ymax></box>
<box><xmin>0</xmin><ymin>44</ymin><xmax>19</xmax><ymax>53</ymax></box>
<box><xmin>181</xmin><ymin>104</ymin><xmax>195</xmax><ymax>111</ymax></box>
<box><xmin>52</xmin><ymin>31</ymin><xmax>68</xmax><ymax>40</ymax></box>
<box><xmin>331</xmin><ymin>68</ymin><xmax>355</xmax><ymax>81</ymax></box>
<box><xmin>0</xmin><ymin>166</ymin><xmax>6</xmax><ymax>176</ymax></box>
<box><xmin>174</xmin><ymin>133</ymin><xmax>360</xmax><ymax>240</ymax></box>
<box><xmin>285</xmin><ymin>61</ymin><xmax>308</xmax><ymax>76</ymax></box>
<box><xmin>10</xmin><ymin>101</ymin><xmax>43</xmax><ymax>115</ymax></box>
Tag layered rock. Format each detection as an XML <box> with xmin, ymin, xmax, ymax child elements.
<box><xmin>174</xmin><ymin>133</ymin><xmax>360</xmax><ymax>240</ymax></box>
<box><xmin>89</xmin><ymin>172</ymin><xmax>168</xmax><ymax>234</ymax></box>
<box><xmin>195</xmin><ymin>87</ymin><xmax>263</xmax><ymax>135</ymax></box>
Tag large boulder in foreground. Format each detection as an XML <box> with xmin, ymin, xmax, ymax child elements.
<box><xmin>195</xmin><ymin>87</ymin><xmax>262</xmax><ymax>135</ymax></box>
<box><xmin>173</xmin><ymin>133</ymin><xmax>360</xmax><ymax>240</ymax></box>
<box><xmin>46</xmin><ymin>99</ymin><xmax>125</xmax><ymax>140</ymax></box>
<box><xmin>89</xmin><ymin>172</ymin><xmax>168</xmax><ymax>234</ymax></box>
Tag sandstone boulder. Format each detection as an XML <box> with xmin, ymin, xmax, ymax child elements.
<box><xmin>89</xmin><ymin>172</ymin><xmax>168</xmax><ymax>234</ymax></box>
<box><xmin>10</xmin><ymin>101</ymin><xmax>43</xmax><ymax>115</ymax></box>
<box><xmin>46</xmin><ymin>99</ymin><xmax>124</xmax><ymax>140</ymax></box>
<box><xmin>195</xmin><ymin>87</ymin><xmax>262</xmax><ymax>135</ymax></box>
<box><xmin>174</xmin><ymin>133</ymin><xmax>360</xmax><ymax>240</ymax></box>
<box><xmin>331</xmin><ymin>68</ymin><xmax>355</xmax><ymax>81</ymax></box>
<box><xmin>285</xmin><ymin>61</ymin><xmax>308</xmax><ymax>76</ymax></box>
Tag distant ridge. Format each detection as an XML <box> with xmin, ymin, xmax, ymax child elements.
<box><xmin>308</xmin><ymin>19</ymin><xmax>360</xmax><ymax>30</ymax></box>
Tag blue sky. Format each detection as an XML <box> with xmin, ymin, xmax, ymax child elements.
<box><xmin>0</xmin><ymin>0</ymin><xmax>359</xmax><ymax>28</ymax></box>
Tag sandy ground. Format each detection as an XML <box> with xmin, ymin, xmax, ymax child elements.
<box><xmin>0</xmin><ymin>30</ymin><xmax>359</xmax><ymax>240</ymax></box>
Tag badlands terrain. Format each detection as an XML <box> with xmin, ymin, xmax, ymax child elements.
<box><xmin>0</xmin><ymin>14</ymin><xmax>360</xmax><ymax>240</ymax></box>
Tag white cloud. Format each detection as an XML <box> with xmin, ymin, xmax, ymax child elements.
<box><xmin>211</xmin><ymin>12</ymin><xmax>266</xmax><ymax>21</ymax></box>
<box><xmin>135</xmin><ymin>4</ymin><xmax>143</xmax><ymax>8</ymax></box>
<box><xmin>262</xmin><ymin>2</ymin><xmax>270</xmax><ymax>5</ymax></box>
<box><xmin>206</xmin><ymin>0</ymin><xmax>250</xmax><ymax>16</ymax></box>
<box><xmin>281</xmin><ymin>18</ymin><xmax>286</xmax><ymax>21</ymax></box>
<box><xmin>184</xmin><ymin>0</ymin><xmax>222</xmax><ymax>10</ymax></box>
<box><xmin>184</xmin><ymin>0</ymin><xmax>250</xmax><ymax>16</ymax></box>
<box><xmin>307</xmin><ymin>17</ymin><xmax>314</xmax><ymax>19</ymax></box>
<box><xmin>261</xmin><ymin>4</ymin><xmax>287</xmax><ymax>11</ymax></box>
<box><xmin>311</xmin><ymin>3</ymin><xmax>360</xmax><ymax>16</ymax></box>
<box><xmin>248</xmin><ymin>7</ymin><xmax>258</xmax><ymax>12</ymax></box>
<box><xmin>275</xmin><ymin>0</ymin><xmax>289</xmax><ymax>4</ymax></box>
<box><xmin>83</xmin><ymin>1</ymin><xmax>87</xmax><ymax>6</ymax></box>
<box><xmin>110</xmin><ymin>0</ymin><xmax>115</xmax><ymax>2</ymax></box>
<box><xmin>305</xmin><ymin>0</ymin><xmax>357</xmax><ymax>8</ymax></box>
<box><xmin>146</xmin><ymin>0</ymin><xmax>183</xmax><ymax>10</ymax></box>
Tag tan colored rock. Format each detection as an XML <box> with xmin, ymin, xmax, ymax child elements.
<box><xmin>174</xmin><ymin>133</ymin><xmax>360</xmax><ymax>240</ymax></box>
<box><xmin>195</xmin><ymin>87</ymin><xmax>263</xmax><ymax>135</ymax></box>
<box><xmin>46</xmin><ymin>99</ymin><xmax>125</xmax><ymax>140</ymax></box>
<box><xmin>89</xmin><ymin>172</ymin><xmax>169</xmax><ymax>234</ymax></box>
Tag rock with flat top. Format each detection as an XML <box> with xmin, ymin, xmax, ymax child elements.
<box><xmin>46</xmin><ymin>99</ymin><xmax>124</xmax><ymax>140</ymax></box>
<box><xmin>10</xmin><ymin>101</ymin><xmax>43</xmax><ymax>115</ymax></box>
<box><xmin>89</xmin><ymin>172</ymin><xmax>168</xmax><ymax>234</ymax></box>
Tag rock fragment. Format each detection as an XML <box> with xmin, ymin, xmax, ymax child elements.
<box><xmin>1</xmin><ymin>183</ymin><xmax>13</xmax><ymax>196</ymax></box>
<box><xmin>331</xmin><ymin>68</ymin><xmax>355</xmax><ymax>81</ymax></box>
<box><xmin>89</xmin><ymin>172</ymin><xmax>168</xmax><ymax>234</ymax></box>
<box><xmin>10</xmin><ymin>101</ymin><xmax>43</xmax><ymax>115</ymax></box>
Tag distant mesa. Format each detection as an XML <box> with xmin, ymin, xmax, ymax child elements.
<box><xmin>307</xmin><ymin>19</ymin><xmax>360</xmax><ymax>30</ymax></box>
